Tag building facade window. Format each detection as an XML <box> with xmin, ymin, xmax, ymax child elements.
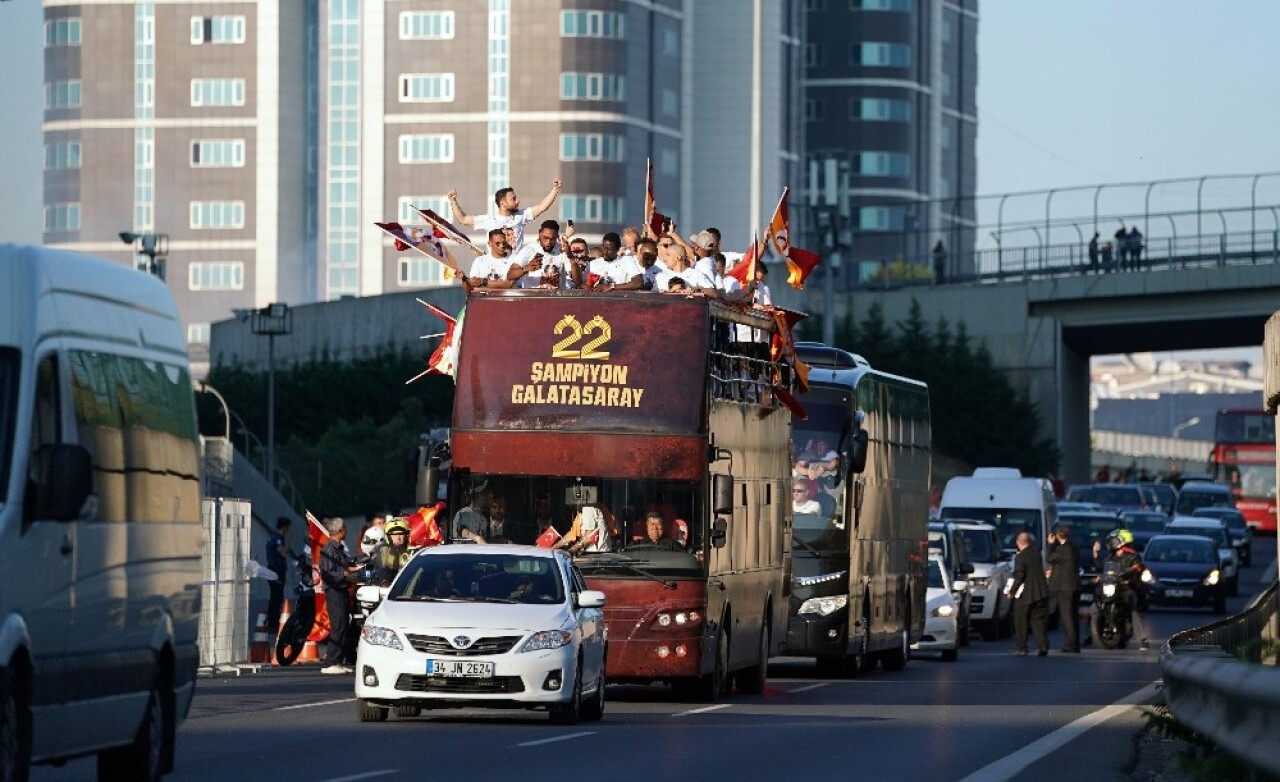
<box><xmin>190</xmin><ymin>139</ymin><xmax>245</xmax><ymax>167</ymax></box>
<box><xmin>44</xmin><ymin>18</ymin><xmax>82</xmax><ymax>46</ymax></box>
<box><xmin>560</xmin><ymin>133</ymin><xmax>626</xmax><ymax>162</ymax></box>
<box><xmin>189</xmin><ymin>201</ymin><xmax>245</xmax><ymax>229</ymax></box>
<box><xmin>44</xmin><ymin>141</ymin><xmax>81</xmax><ymax>170</ymax></box>
<box><xmin>398</xmin><ymin>134</ymin><xmax>454</xmax><ymax>163</ymax></box>
<box><xmin>190</xmin><ymin>16</ymin><xmax>246</xmax><ymax>44</ymax></box>
<box><xmin>45</xmin><ymin>80</ymin><xmax>81</xmax><ymax>109</ymax></box>
<box><xmin>804</xmin><ymin>98</ymin><xmax>823</xmax><ymax>121</ymax></box>
<box><xmin>852</xmin><ymin>97</ymin><xmax>911</xmax><ymax>121</ymax></box>
<box><xmin>187</xmin><ymin>323</ymin><xmax>211</xmax><ymax>345</ymax></box>
<box><xmin>560</xmin><ymin>195</ymin><xmax>625</xmax><ymax>224</ymax></box>
<box><xmin>399</xmin><ymin>73</ymin><xmax>455</xmax><ymax>102</ymax></box>
<box><xmin>398</xmin><ymin>258</ymin><xmax>449</xmax><ymax>287</ymax></box>
<box><xmin>560</xmin><ymin>10</ymin><xmax>625</xmax><ymax>38</ymax></box>
<box><xmin>853</xmin><ymin>0</ymin><xmax>911</xmax><ymax>10</ymax></box>
<box><xmin>660</xmin><ymin>27</ymin><xmax>679</xmax><ymax>56</ymax></box>
<box><xmin>659</xmin><ymin>147</ymin><xmax>679</xmax><ymax>177</ymax></box>
<box><xmin>188</xmin><ymin>262</ymin><xmax>244</xmax><ymax>291</ymax></box>
<box><xmin>855</xmin><ymin>152</ymin><xmax>911</xmax><ymax>177</ymax></box>
<box><xmin>660</xmin><ymin>88</ymin><xmax>679</xmax><ymax>118</ymax></box>
<box><xmin>43</xmin><ymin>203</ymin><xmax>80</xmax><ymax>232</ymax></box>
<box><xmin>190</xmin><ymin>78</ymin><xmax>246</xmax><ymax>107</ymax></box>
<box><xmin>804</xmin><ymin>43</ymin><xmax>822</xmax><ymax>67</ymax></box>
<box><xmin>397</xmin><ymin>196</ymin><xmax>450</xmax><ymax>224</ymax></box>
<box><xmin>858</xmin><ymin>206</ymin><xmax>906</xmax><ymax>231</ymax></box>
<box><xmin>560</xmin><ymin>72</ymin><xmax>626</xmax><ymax>102</ymax></box>
<box><xmin>399</xmin><ymin>11</ymin><xmax>455</xmax><ymax>39</ymax></box>
<box><xmin>852</xmin><ymin>42</ymin><xmax>911</xmax><ymax>67</ymax></box>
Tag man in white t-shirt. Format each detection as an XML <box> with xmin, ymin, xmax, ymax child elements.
<box><xmin>792</xmin><ymin>478</ymin><xmax>823</xmax><ymax>514</ymax></box>
<box><xmin>465</xmin><ymin>229</ymin><xmax>517</xmax><ymax>293</ymax></box>
<box><xmin>635</xmin><ymin>237</ymin><xmax>664</xmax><ymax>290</ymax></box>
<box><xmin>587</xmin><ymin>232</ymin><xmax>644</xmax><ymax>292</ymax></box>
<box><xmin>507</xmin><ymin>219</ymin><xmax>573</xmax><ymax>289</ymax></box>
<box><xmin>654</xmin><ymin>244</ymin><xmax>718</xmax><ymax>295</ymax></box>
<box><xmin>690</xmin><ymin>230</ymin><xmax>720</xmax><ymax>282</ymax></box>
<box><xmin>446</xmin><ymin>179</ymin><xmax>562</xmax><ymax>252</ymax></box>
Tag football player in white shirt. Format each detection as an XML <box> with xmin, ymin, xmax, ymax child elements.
<box><xmin>464</xmin><ymin>229</ymin><xmax>518</xmax><ymax>292</ymax></box>
<box><xmin>506</xmin><ymin>220</ymin><xmax>573</xmax><ymax>289</ymax></box>
<box><xmin>446</xmin><ymin>178</ymin><xmax>562</xmax><ymax>252</ymax></box>
<box><xmin>653</xmin><ymin>244</ymin><xmax>719</xmax><ymax>295</ymax></box>
<box><xmin>587</xmin><ymin>232</ymin><xmax>645</xmax><ymax>292</ymax></box>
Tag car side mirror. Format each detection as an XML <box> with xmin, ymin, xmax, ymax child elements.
<box><xmin>711</xmin><ymin>517</ymin><xmax>728</xmax><ymax>549</ymax></box>
<box><xmin>40</xmin><ymin>444</ymin><xmax>93</xmax><ymax>521</ymax></box>
<box><xmin>849</xmin><ymin>429</ymin><xmax>868</xmax><ymax>475</ymax></box>
<box><xmin>356</xmin><ymin>585</ymin><xmax>386</xmax><ymax>605</ymax></box>
<box><xmin>960</xmin><ymin>562</ymin><xmax>975</xmax><ymax>575</ymax></box>
<box><xmin>953</xmin><ymin>580</ymin><xmax>969</xmax><ymax>593</ymax></box>
<box><xmin>577</xmin><ymin>589</ymin><xmax>607</xmax><ymax>608</ymax></box>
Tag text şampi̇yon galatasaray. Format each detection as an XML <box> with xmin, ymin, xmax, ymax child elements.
<box><xmin>511</xmin><ymin>362</ymin><xmax>645</xmax><ymax>408</ymax></box>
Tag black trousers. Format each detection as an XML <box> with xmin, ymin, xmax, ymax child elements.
<box><xmin>266</xmin><ymin>570</ymin><xmax>286</xmax><ymax>634</ymax></box>
<box><xmin>1055</xmin><ymin>589</ymin><xmax>1080</xmax><ymax>651</ymax></box>
<box><xmin>1013</xmin><ymin>597</ymin><xmax>1049</xmax><ymax>653</ymax></box>
<box><xmin>322</xmin><ymin>587</ymin><xmax>350</xmax><ymax>666</ymax></box>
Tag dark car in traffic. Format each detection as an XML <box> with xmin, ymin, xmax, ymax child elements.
<box><xmin>1055</xmin><ymin>511</ymin><xmax>1126</xmax><ymax>605</ymax></box>
<box><xmin>1121</xmin><ymin>510</ymin><xmax>1170</xmax><ymax>551</ymax></box>
<box><xmin>1141</xmin><ymin>534</ymin><xmax>1227</xmax><ymax>613</ymax></box>
<box><xmin>1191</xmin><ymin>506</ymin><xmax>1252</xmax><ymax>566</ymax></box>
<box><xmin>1064</xmin><ymin>484</ymin><xmax>1154</xmax><ymax>515</ymax></box>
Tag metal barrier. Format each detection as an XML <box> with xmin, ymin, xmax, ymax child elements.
<box><xmin>198</xmin><ymin>498</ymin><xmax>254</xmax><ymax>673</ymax></box>
<box><xmin>1161</xmin><ymin>581</ymin><xmax>1279</xmax><ymax>775</ymax></box>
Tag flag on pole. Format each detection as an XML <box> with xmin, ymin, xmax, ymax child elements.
<box><xmin>404</xmin><ymin>503</ymin><xmax>446</xmax><ymax>548</ymax></box>
<box><xmin>764</xmin><ymin>188</ymin><xmax>824</xmax><ymax>290</ymax></box>
<box><xmin>415</xmin><ymin>207</ymin><xmax>485</xmax><ymax>256</ymax></box>
<box><xmin>726</xmin><ymin>233</ymin><xmax>763</xmax><ymax>286</ymax></box>
<box><xmin>304</xmin><ymin>511</ymin><xmax>332</xmax><ymax>643</ymax></box>
<box><xmin>376</xmin><ymin>221</ymin><xmax>462</xmax><ymax>279</ymax></box>
<box><xmin>535</xmin><ymin>526</ymin><xmax>561</xmax><ymax>548</ymax></box>
<box><xmin>406</xmin><ymin>299</ymin><xmax>464</xmax><ymax>381</ymax></box>
<box><xmin>644</xmin><ymin>158</ymin><xmax>667</xmax><ymax>238</ymax></box>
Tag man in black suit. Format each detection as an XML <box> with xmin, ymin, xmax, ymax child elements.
<box><xmin>1046</xmin><ymin>526</ymin><xmax>1082</xmax><ymax>653</ymax></box>
<box><xmin>1009</xmin><ymin>531</ymin><xmax>1050</xmax><ymax>656</ymax></box>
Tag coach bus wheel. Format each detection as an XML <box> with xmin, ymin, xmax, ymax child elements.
<box><xmin>735</xmin><ymin>622</ymin><xmax>769</xmax><ymax>695</ymax></box>
<box><xmin>698</xmin><ymin>628</ymin><xmax>729</xmax><ymax>702</ymax></box>
<box><xmin>882</xmin><ymin>628</ymin><xmax>909</xmax><ymax>672</ymax></box>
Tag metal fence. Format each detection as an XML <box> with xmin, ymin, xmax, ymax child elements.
<box><xmin>1161</xmin><ymin>581</ymin><xmax>1279</xmax><ymax>775</ymax></box>
<box><xmin>198</xmin><ymin>497</ymin><xmax>253</xmax><ymax>672</ymax></box>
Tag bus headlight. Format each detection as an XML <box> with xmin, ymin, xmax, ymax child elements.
<box><xmin>798</xmin><ymin>595</ymin><xmax>847</xmax><ymax>616</ymax></box>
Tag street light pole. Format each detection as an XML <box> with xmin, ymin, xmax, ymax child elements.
<box><xmin>250</xmin><ymin>303</ymin><xmax>293</xmax><ymax>487</ymax></box>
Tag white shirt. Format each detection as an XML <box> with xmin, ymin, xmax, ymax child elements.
<box><xmin>654</xmin><ymin>266</ymin><xmax>718</xmax><ymax>292</ymax></box>
<box><xmin>508</xmin><ymin>242</ymin><xmax>571</xmax><ymax>289</ymax></box>
<box><xmin>588</xmin><ymin>255</ymin><xmax>645</xmax><ymax>287</ymax></box>
<box><xmin>474</xmin><ymin>207</ymin><xmax>535</xmax><ymax>251</ymax></box>
<box><xmin>793</xmin><ymin>499</ymin><xmax>822</xmax><ymax>515</ymax></box>
<box><xmin>736</xmin><ymin>282</ymin><xmax>772</xmax><ymax>343</ymax></box>
<box><xmin>469</xmin><ymin>253</ymin><xmax>516</xmax><ymax>281</ymax></box>
<box><xmin>642</xmin><ymin>260</ymin><xmax>667</xmax><ymax>290</ymax></box>
<box><xmin>693</xmin><ymin>255</ymin><xmax>720</xmax><ymax>284</ymax></box>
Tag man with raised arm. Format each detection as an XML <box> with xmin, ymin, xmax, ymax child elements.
<box><xmin>446</xmin><ymin>179</ymin><xmax>563</xmax><ymax>251</ymax></box>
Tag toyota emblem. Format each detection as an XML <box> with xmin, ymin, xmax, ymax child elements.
<box><xmin>451</xmin><ymin>635</ymin><xmax>473</xmax><ymax>649</ymax></box>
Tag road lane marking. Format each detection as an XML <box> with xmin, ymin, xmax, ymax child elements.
<box><xmin>790</xmin><ymin>683</ymin><xmax>829</xmax><ymax>693</ymax></box>
<box><xmin>320</xmin><ymin>771</ymin><xmax>399</xmax><ymax>782</ymax></box>
<box><xmin>517</xmin><ymin>731</ymin><xmax>596</xmax><ymax>747</ymax></box>
<box><xmin>955</xmin><ymin>681</ymin><xmax>1160</xmax><ymax>782</ymax></box>
<box><xmin>273</xmin><ymin>697</ymin><xmax>357</xmax><ymax>711</ymax></box>
<box><xmin>672</xmin><ymin>704</ymin><xmax>731</xmax><ymax>717</ymax></box>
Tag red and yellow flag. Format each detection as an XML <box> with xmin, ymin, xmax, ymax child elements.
<box><xmin>726</xmin><ymin>233</ymin><xmax>763</xmax><ymax>287</ymax></box>
<box><xmin>764</xmin><ymin>188</ymin><xmax>823</xmax><ymax>290</ymax></box>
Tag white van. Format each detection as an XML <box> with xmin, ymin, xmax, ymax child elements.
<box><xmin>0</xmin><ymin>245</ymin><xmax>203</xmax><ymax>779</ymax></box>
<box><xmin>938</xmin><ymin>468</ymin><xmax>1057</xmax><ymax>557</ymax></box>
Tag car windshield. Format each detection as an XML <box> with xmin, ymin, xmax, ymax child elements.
<box><xmin>957</xmin><ymin>528</ymin><xmax>998</xmax><ymax>563</ymax></box>
<box><xmin>390</xmin><ymin>553</ymin><xmax>566</xmax><ymax>605</ymax></box>
<box><xmin>1058</xmin><ymin>514</ymin><xmax>1124</xmax><ymax>551</ymax></box>
<box><xmin>1122</xmin><ymin>513</ymin><xmax>1167</xmax><ymax>533</ymax></box>
<box><xmin>927</xmin><ymin>558</ymin><xmax>944</xmax><ymax>589</ymax></box>
<box><xmin>1169</xmin><ymin>525</ymin><xmax>1228</xmax><ymax>548</ymax></box>
<box><xmin>1144</xmin><ymin>539</ymin><xmax>1217</xmax><ymax>564</ymax></box>
<box><xmin>0</xmin><ymin>348</ymin><xmax>15</xmax><ymax>509</ymax></box>
<box><xmin>939</xmin><ymin>507</ymin><xmax>1041</xmax><ymax>551</ymax></box>
<box><xmin>1072</xmin><ymin>485</ymin><xmax>1142</xmax><ymax>508</ymax></box>
<box><xmin>1193</xmin><ymin>508</ymin><xmax>1247</xmax><ymax>531</ymax></box>
<box><xmin>1175</xmin><ymin>489</ymin><xmax>1232</xmax><ymax>516</ymax></box>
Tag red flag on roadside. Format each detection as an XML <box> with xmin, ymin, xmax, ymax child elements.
<box><xmin>535</xmin><ymin>526</ymin><xmax>561</xmax><ymax>548</ymax></box>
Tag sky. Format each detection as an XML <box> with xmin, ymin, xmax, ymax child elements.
<box><xmin>1</xmin><ymin>1</ymin><xmax>1274</xmax><ymax>356</ymax></box>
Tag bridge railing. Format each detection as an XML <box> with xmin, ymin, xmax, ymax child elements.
<box><xmin>1161</xmin><ymin>581</ymin><xmax>1280</xmax><ymax>775</ymax></box>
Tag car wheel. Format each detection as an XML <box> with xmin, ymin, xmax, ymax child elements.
<box><xmin>959</xmin><ymin>607</ymin><xmax>971</xmax><ymax>647</ymax></box>
<box><xmin>0</xmin><ymin>666</ymin><xmax>31</xmax><ymax>782</ymax></box>
<box><xmin>551</xmin><ymin>662</ymin><xmax>583</xmax><ymax>725</ymax></box>
<box><xmin>697</xmin><ymin>626</ymin><xmax>730</xmax><ymax>702</ymax></box>
<box><xmin>393</xmin><ymin>705</ymin><xmax>421</xmax><ymax>719</ymax></box>
<box><xmin>97</xmin><ymin>673</ymin><xmax>172</xmax><ymax>782</ymax></box>
<box><xmin>357</xmin><ymin>700</ymin><xmax>389</xmax><ymax>722</ymax></box>
<box><xmin>581</xmin><ymin>664</ymin><xmax>606</xmax><ymax>722</ymax></box>
<box><xmin>941</xmin><ymin>645</ymin><xmax>958</xmax><ymax>662</ymax></box>
<box><xmin>734</xmin><ymin>621</ymin><xmax>769</xmax><ymax>695</ymax></box>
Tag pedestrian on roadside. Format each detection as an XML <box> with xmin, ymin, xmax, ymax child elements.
<box><xmin>318</xmin><ymin>518</ymin><xmax>363</xmax><ymax>674</ymax></box>
<box><xmin>1088</xmin><ymin>232</ymin><xmax>1100</xmax><ymax>272</ymax></box>
<box><xmin>1008</xmin><ymin>531</ymin><xmax>1050</xmax><ymax>656</ymax></box>
<box><xmin>265</xmin><ymin>517</ymin><xmax>292</xmax><ymax>635</ymax></box>
<box><xmin>1046</xmin><ymin>526</ymin><xmax>1081</xmax><ymax>653</ymax></box>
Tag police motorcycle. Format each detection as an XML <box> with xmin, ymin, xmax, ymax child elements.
<box><xmin>1090</xmin><ymin>559</ymin><xmax>1134</xmax><ymax>650</ymax></box>
<box><xmin>276</xmin><ymin>546</ymin><xmax>318</xmax><ymax>666</ymax></box>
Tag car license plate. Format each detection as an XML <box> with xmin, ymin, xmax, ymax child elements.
<box><xmin>1166</xmin><ymin>589</ymin><xmax>1194</xmax><ymax>598</ymax></box>
<box><xmin>426</xmin><ymin>659</ymin><xmax>494</xmax><ymax>678</ymax></box>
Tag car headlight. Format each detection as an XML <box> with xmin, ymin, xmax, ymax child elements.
<box><xmin>519</xmin><ymin>630</ymin><xmax>573</xmax><ymax>653</ymax></box>
<box><xmin>798</xmin><ymin>595</ymin><xmax>848</xmax><ymax>616</ymax></box>
<box><xmin>360</xmin><ymin>624</ymin><xmax>404</xmax><ymax>651</ymax></box>
<box><xmin>1203</xmin><ymin>569</ymin><xmax>1220</xmax><ymax>587</ymax></box>
<box><xmin>1140</xmin><ymin>569</ymin><xmax>1154</xmax><ymax>584</ymax></box>
<box><xmin>932</xmin><ymin>603</ymin><xmax>954</xmax><ymax>618</ymax></box>
<box><xmin>1101</xmin><ymin>583</ymin><xmax>1117</xmax><ymax>598</ymax></box>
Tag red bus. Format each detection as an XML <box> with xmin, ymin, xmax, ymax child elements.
<box><xmin>444</xmin><ymin>290</ymin><xmax>792</xmax><ymax>699</ymax></box>
<box><xmin>1208</xmin><ymin>409</ymin><xmax>1277</xmax><ymax>533</ymax></box>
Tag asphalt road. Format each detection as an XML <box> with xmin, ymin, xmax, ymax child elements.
<box><xmin>34</xmin><ymin>541</ymin><xmax>1277</xmax><ymax>782</ymax></box>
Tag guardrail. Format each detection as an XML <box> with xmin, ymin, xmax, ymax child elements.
<box><xmin>1161</xmin><ymin>581</ymin><xmax>1279</xmax><ymax>775</ymax></box>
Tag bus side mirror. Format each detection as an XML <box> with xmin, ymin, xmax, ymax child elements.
<box><xmin>849</xmin><ymin>429</ymin><xmax>868</xmax><ymax>475</ymax></box>
<box><xmin>713</xmin><ymin>474</ymin><xmax>734</xmax><ymax>515</ymax></box>
<box><xmin>711</xmin><ymin>517</ymin><xmax>728</xmax><ymax>549</ymax></box>
<box><xmin>419</xmin><ymin>459</ymin><xmax>440</xmax><ymax>506</ymax></box>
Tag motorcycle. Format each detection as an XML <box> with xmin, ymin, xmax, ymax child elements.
<box><xmin>276</xmin><ymin>549</ymin><xmax>317</xmax><ymax>666</ymax></box>
<box><xmin>1090</xmin><ymin>560</ymin><xmax>1134</xmax><ymax>650</ymax></box>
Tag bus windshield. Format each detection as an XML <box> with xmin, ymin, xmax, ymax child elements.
<box><xmin>1214</xmin><ymin>411</ymin><xmax>1275</xmax><ymax>444</ymax></box>
<box><xmin>939</xmin><ymin>507</ymin><xmax>1042</xmax><ymax>552</ymax></box>
<box><xmin>792</xmin><ymin>388</ymin><xmax>852</xmax><ymax>550</ymax></box>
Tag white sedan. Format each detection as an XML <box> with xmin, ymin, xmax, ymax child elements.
<box><xmin>912</xmin><ymin>554</ymin><xmax>961</xmax><ymax>661</ymax></box>
<box><xmin>354</xmin><ymin>544</ymin><xmax>607</xmax><ymax>724</ymax></box>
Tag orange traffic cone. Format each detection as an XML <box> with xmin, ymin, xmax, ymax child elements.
<box><xmin>248</xmin><ymin>610</ymin><xmax>271</xmax><ymax>663</ymax></box>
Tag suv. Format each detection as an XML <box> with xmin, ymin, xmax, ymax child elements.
<box><xmin>928</xmin><ymin>521</ymin><xmax>975</xmax><ymax>646</ymax></box>
<box><xmin>948</xmin><ymin>521</ymin><xmax>1012</xmax><ymax>640</ymax></box>
<box><xmin>1174</xmin><ymin>481</ymin><xmax>1234</xmax><ymax>516</ymax></box>
<box><xmin>1192</xmin><ymin>507</ymin><xmax>1252</xmax><ymax>566</ymax></box>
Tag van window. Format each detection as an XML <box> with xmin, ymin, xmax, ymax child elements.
<box><xmin>68</xmin><ymin>351</ymin><xmax>200</xmax><ymax>523</ymax></box>
<box><xmin>0</xmin><ymin>348</ymin><xmax>19</xmax><ymax>505</ymax></box>
<box><xmin>24</xmin><ymin>355</ymin><xmax>62</xmax><ymax>527</ymax></box>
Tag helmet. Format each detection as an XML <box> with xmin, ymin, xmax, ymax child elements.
<box><xmin>385</xmin><ymin>518</ymin><xmax>411</xmax><ymax>539</ymax></box>
<box><xmin>1115</xmin><ymin>528</ymin><xmax>1135</xmax><ymax>547</ymax></box>
<box><xmin>1106</xmin><ymin>528</ymin><xmax>1134</xmax><ymax>552</ymax></box>
<box><xmin>360</xmin><ymin>526</ymin><xmax>385</xmax><ymax>556</ymax></box>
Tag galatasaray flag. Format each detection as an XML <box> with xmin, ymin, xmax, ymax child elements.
<box><xmin>404</xmin><ymin>503</ymin><xmax>446</xmax><ymax>548</ymax></box>
<box><xmin>376</xmin><ymin>221</ymin><xmax>462</xmax><ymax>279</ymax></box>
<box><xmin>726</xmin><ymin>234</ymin><xmax>763</xmax><ymax>287</ymax></box>
<box><xmin>764</xmin><ymin>187</ymin><xmax>823</xmax><ymax>291</ymax></box>
<box><xmin>304</xmin><ymin>511</ymin><xmax>332</xmax><ymax>643</ymax></box>
<box><xmin>785</xmin><ymin>246</ymin><xmax>822</xmax><ymax>290</ymax></box>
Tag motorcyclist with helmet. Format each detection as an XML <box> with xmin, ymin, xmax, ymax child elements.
<box><xmin>1090</xmin><ymin>528</ymin><xmax>1149</xmax><ymax>650</ymax></box>
<box><xmin>367</xmin><ymin>517</ymin><xmax>415</xmax><ymax>587</ymax></box>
